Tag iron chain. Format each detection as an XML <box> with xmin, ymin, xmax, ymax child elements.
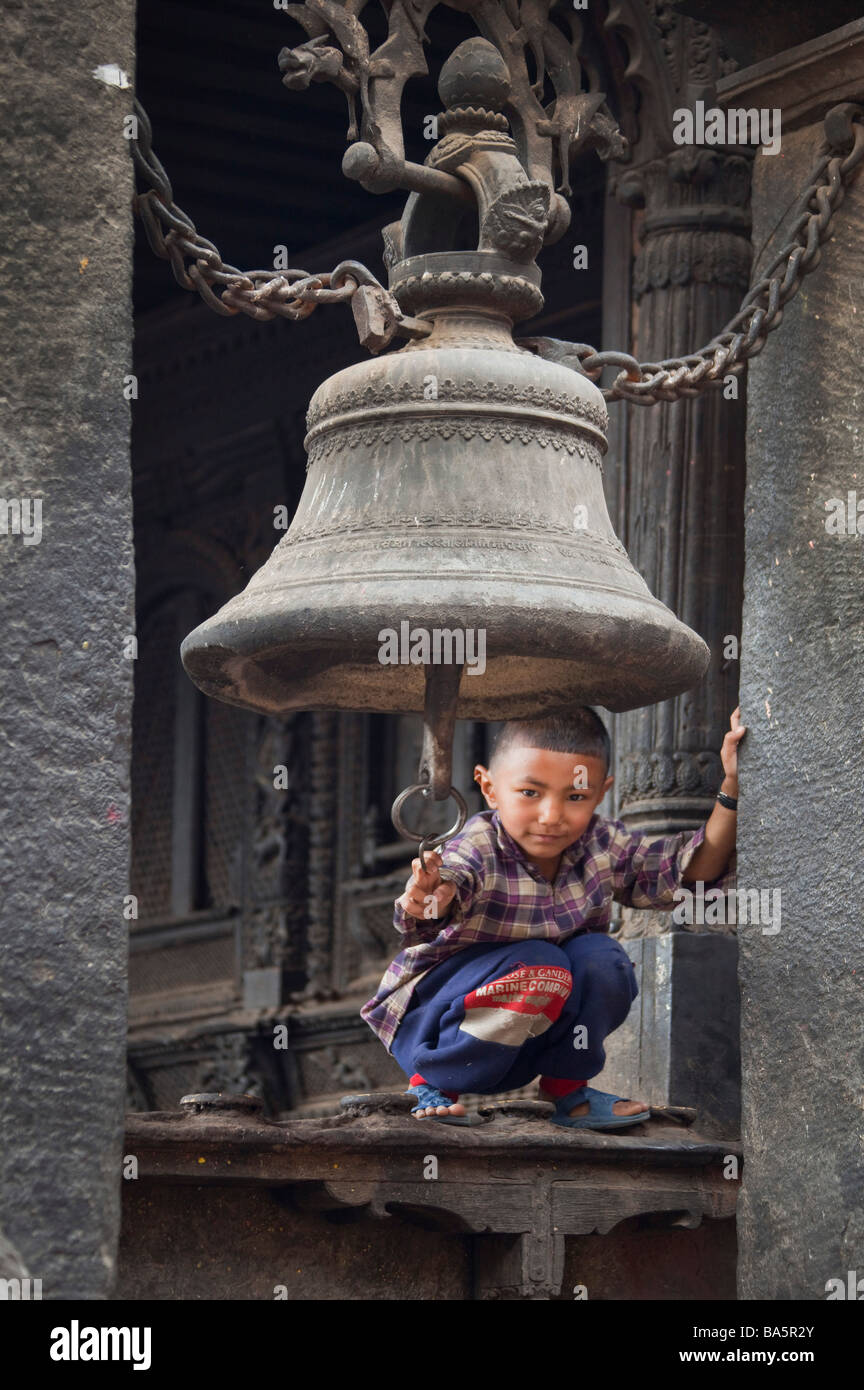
<box><xmin>131</xmin><ymin>95</ymin><xmax>864</xmax><ymax>400</ymax></box>
<box><xmin>130</xmin><ymin>97</ymin><xmax>380</xmax><ymax>321</ymax></box>
<box><xmin>569</xmin><ymin>103</ymin><xmax>864</xmax><ymax>404</ymax></box>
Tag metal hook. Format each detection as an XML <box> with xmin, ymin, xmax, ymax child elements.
<box><xmin>391</xmin><ymin>783</ymin><xmax>469</xmax><ymax>872</ymax></box>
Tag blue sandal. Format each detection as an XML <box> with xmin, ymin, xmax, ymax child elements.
<box><xmin>406</xmin><ymin>1082</ymin><xmax>483</xmax><ymax>1126</ymax></box>
<box><xmin>548</xmin><ymin>1085</ymin><xmax>651</xmax><ymax>1131</ymax></box>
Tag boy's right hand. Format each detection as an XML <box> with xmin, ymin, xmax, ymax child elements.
<box><xmin>397</xmin><ymin>850</ymin><xmax>458</xmax><ymax>921</ymax></box>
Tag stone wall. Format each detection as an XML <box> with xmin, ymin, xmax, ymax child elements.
<box><xmin>737</xmin><ymin>109</ymin><xmax>864</xmax><ymax>1298</ymax></box>
<box><xmin>0</xmin><ymin>0</ymin><xmax>136</xmax><ymax>1297</ymax></box>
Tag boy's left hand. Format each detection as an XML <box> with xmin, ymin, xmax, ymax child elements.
<box><xmin>721</xmin><ymin>706</ymin><xmax>747</xmax><ymax>780</ymax></box>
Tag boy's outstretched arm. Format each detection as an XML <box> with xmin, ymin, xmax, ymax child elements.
<box><xmin>681</xmin><ymin>707</ymin><xmax>746</xmax><ymax>886</ymax></box>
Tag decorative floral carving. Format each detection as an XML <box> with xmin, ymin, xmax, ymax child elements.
<box><xmin>198</xmin><ymin>1034</ymin><xmax>260</xmax><ymax>1099</ymax></box>
<box><xmin>306</xmin><ymin>413</ymin><xmax>599</xmax><ymax>463</ymax></box>
<box><xmin>604</xmin><ymin>0</ymin><xmax>737</xmax><ymax>157</ymax></box>
<box><xmin>618</xmin><ymin>750</ymin><xmax>724</xmax><ymax>802</ymax></box>
<box><xmin>283</xmin><ymin>506</ymin><xmax>627</xmax><ymax>554</ymax></box>
<box><xmin>480</xmin><ymin>183</ymin><xmax>551</xmax><ymax>262</ymax></box>
<box><xmin>390</xmin><ymin>267</ymin><xmax>544</xmax><ymax>320</ymax></box>
<box><xmin>244</xmin><ymin>714</ymin><xmax>308</xmax><ymax>978</ymax></box>
<box><xmin>634</xmin><ymin>230</ymin><xmax>752</xmax><ymax>296</ymax></box>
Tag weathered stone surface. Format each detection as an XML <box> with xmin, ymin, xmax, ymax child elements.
<box><xmin>560</xmin><ymin>1215</ymin><xmax>737</xmax><ymax>1302</ymax></box>
<box><xmin>115</xmin><ymin>1182</ymin><xmax>474</xmax><ymax>1301</ymax></box>
<box><xmin>115</xmin><ymin>1177</ymin><xmax>736</xmax><ymax>1301</ymax></box>
<box><xmin>0</xmin><ymin>0</ymin><xmax>135</xmax><ymax>1297</ymax></box>
<box><xmin>737</xmin><ymin>119</ymin><xmax>864</xmax><ymax>1299</ymax></box>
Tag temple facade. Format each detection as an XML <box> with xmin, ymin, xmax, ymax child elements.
<box><xmin>2</xmin><ymin>0</ymin><xmax>862</xmax><ymax>1302</ymax></box>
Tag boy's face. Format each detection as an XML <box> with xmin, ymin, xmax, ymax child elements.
<box><xmin>474</xmin><ymin>744</ymin><xmax>613</xmax><ymax>873</ymax></box>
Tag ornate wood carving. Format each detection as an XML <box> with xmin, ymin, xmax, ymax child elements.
<box><xmin>612</xmin><ymin>144</ymin><xmax>748</xmax><ymax>856</ymax></box>
<box><xmin>304</xmin><ymin>711</ymin><xmax>341</xmax><ymax>998</ymax></box>
<box><xmin>278</xmin><ymin>0</ymin><xmax>627</xmax><ymax>245</ymax></box>
<box><xmin>602</xmin><ymin>0</ymin><xmax>738</xmax><ymax>161</ymax></box>
<box><xmin>597</xmin><ymin>10</ymin><xmax>748</xmax><ymax>938</ymax></box>
<box><xmin>242</xmin><ymin>713</ymin><xmax>309</xmax><ymax>996</ymax></box>
<box><xmin>197</xmin><ymin>1033</ymin><xmax>260</xmax><ymax>1098</ymax></box>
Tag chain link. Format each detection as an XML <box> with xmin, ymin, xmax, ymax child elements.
<box><xmin>565</xmin><ymin>104</ymin><xmax>864</xmax><ymax>404</ymax></box>
<box><xmin>132</xmin><ymin>95</ymin><xmax>864</xmax><ymax>396</ymax></box>
<box><xmin>131</xmin><ymin>97</ymin><xmax>381</xmax><ymax>321</ymax></box>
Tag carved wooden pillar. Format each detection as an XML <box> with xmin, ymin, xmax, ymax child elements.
<box><xmin>598</xmin><ymin>148</ymin><xmax>750</xmax><ymax>1137</ymax></box>
<box><xmin>613</xmin><ymin>146</ymin><xmax>750</xmax><ymax>895</ymax></box>
<box><xmin>242</xmin><ymin>712</ymin><xmax>309</xmax><ymax>1009</ymax></box>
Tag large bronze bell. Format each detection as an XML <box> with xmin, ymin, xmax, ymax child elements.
<box><xmin>181</xmin><ymin>265</ymin><xmax>707</xmax><ymax>710</ymax></box>
<box><xmin>180</xmin><ymin>35</ymin><xmax>709</xmax><ymax>806</ymax></box>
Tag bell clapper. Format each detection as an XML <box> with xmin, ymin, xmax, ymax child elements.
<box><xmin>391</xmin><ymin>663</ymin><xmax>468</xmax><ymax>870</ymax></box>
<box><xmin>418</xmin><ymin>662</ymin><xmax>463</xmax><ymax>800</ymax></box>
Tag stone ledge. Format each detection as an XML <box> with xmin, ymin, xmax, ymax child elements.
<box><xmin>716</xmin><ymin>18</ymin><xmax>864</xmax><ymax>130</ymax></box>
<box><xmin>125</xmin><ymin>1105</ymin><xmax>742</xmax><ymax>1172</ymax></box>
<box><xmin>123</xmin><ymin>1105</ymin><xmax>740</xmax><ymax>1299</ymax></box>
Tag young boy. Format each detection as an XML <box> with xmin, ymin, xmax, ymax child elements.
<box><xmin>361</xmin><ymin>707</ymin><xmax>745</xmax><ymax>1129</ymax></box>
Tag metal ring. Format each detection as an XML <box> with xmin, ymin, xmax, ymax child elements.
<box><xmin>391</xmin><ymin>783</ymin><xmax>468</xmax><ymax>872</ymax></box>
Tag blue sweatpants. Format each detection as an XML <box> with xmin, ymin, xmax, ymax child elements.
<box><xmin>391</xmin><ymin>933</ymin><xmax>638</xmax><ymax>1095</ymax></box>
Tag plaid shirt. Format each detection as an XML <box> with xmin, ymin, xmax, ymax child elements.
<box><xmin>361</xmin><ymin>808</ymin><xmax>734</xmax><ymax>1052</ymax></box>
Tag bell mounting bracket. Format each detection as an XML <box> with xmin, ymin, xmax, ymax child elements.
<box><xmin>277</xmin><ymin>0</ymin><xmax>627</xmax><ymax>257</ymax></box>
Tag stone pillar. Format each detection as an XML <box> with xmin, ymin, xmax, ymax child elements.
<box><xmin>0</xmin><ymin>2</ymin><xmax>136</xmax><ymax>1296</ymax></box>
<box><xmin>717</xmin><ymin>19</ymin><xmax>864</xmax><ymax>1301</ymax></box>
<box><xmin>598</xmin><ymin>148</ymin><xmax>750</xmax><ymax>1137</ymax></box>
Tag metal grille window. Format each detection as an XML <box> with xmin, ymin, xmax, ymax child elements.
<box><xmin>131</xmin><ymin>597</ymin><xmax>181</xmax><ymax>921</ymax></box>
<box><xmin>204</xmin><ymin>696</ymin><xmax>247</xmax><ymax>911</ymax></box>
<box><xmin>131</xmin><ymin>587</ymin><xmax>248</xmax><ymax>928</ymax></box>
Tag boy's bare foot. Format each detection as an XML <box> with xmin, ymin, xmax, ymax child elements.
<box><xmin>538</xmin><ymin>1087</ymin><xmax>649</xmax><ymax>1119</ymax></box>
<box><xmin>413</xmin><ymin>1101</ymin><xmax>467</xmax><ymax>1119</ymax></box>
<box><xmin>408</xmin><ymin>1081</ymin><xmax>467</xmax><ymax>1119</ymax></box>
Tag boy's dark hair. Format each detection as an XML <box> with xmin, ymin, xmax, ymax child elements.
<box><xmin>490</xmin><ymin>709</ymin><xmax>611</xmax><ymax>775</ymax></box>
